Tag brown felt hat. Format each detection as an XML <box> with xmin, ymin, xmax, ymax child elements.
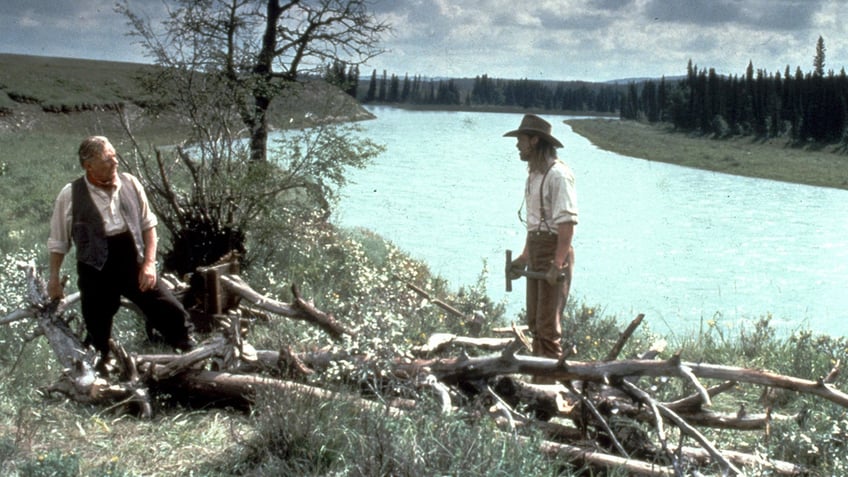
<box><xmin>503</xmin><ymin>114</ymin><xmax>563</xmax><ymax>148</ymax></box>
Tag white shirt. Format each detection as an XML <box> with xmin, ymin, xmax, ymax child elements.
<box><xmin>524</xmin><ymin>160</ymin><xmax>578</xmax><ymax>233</ymax></box>
<box><xmin>47</xmin><ymin>174</ymin><xmax>157</xmax><ymax>255</ymax></box>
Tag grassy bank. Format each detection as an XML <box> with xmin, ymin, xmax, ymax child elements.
<box><xmin>566</xmin><ymin>118</ymin><xmax>848</xmax><ymax>191</ymax></box>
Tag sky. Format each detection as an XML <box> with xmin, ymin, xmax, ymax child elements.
<box><xmin>1</xmin><ymin>0</ymin><xmax>847</xmax><ymax>83</ymax></box>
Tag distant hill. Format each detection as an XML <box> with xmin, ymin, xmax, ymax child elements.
<box><xmin>0</xmin><ymin>53</ymin><xmax>371</xmax><ymax>128</ymax></box>
<box><xmin>0</xmin><ymin>53</ymin><xmax>157</xmax><ymax>113</ymax></box>
<box><xmin>604</xmin><ymin>75</ymin><xmax>686</xmax><ymax>85</ymax></box>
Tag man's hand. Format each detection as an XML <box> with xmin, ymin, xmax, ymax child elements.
<box><xmin>139</xmin><ymin>261</ymin><xmax>158</xmax><ymax>292</ymax></box>
<box><xmin>545</xmin><ymin>262</ymin><xmax>566</xmax><ymax>286</ymax></box>
<box><xmin>507</xmin><ymin>258</ymin><xmax>527</xmax><ymax>280</ymax></box>
<box><xmin>47</xmin><ymin>275</ymin><xmax>64</xmax><ymax>300</ymax></box>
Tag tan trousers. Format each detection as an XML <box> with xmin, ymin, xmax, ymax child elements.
<box><xmin>526</xmin><ymin>232</ymin><xmax>573</xmax><ymax>362</ymax></box>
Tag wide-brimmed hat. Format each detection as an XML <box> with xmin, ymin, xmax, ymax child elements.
<box><xmin>502</xmin><ymin>114</ymin><xmax>563</xmax><ymax>148</ymax></box>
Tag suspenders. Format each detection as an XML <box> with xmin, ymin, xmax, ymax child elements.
<box><xmin>537</xmin><ymin>161</ymin><xmax>558</xmax><ymax>233</ymax></box>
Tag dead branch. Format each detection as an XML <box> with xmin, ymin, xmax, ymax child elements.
<box><xmin>533</xmin><ymin>437</ymin><xmax>676</xmax><ymax>476</ymax></box>
<box><xmin>219</xmin><ymin>275</ymin><xmax>352</xmax><ymax>340</ymax></box>
<box><xmin>622</xmin><ymin>380</ymin><xmax>742</xmax><ymax>475</ymax></box>
<box><xmin>402</xmin><ymin>280</ymin><xmax>484</xmax><ymax>334</ymax></box>
<box><xmin>604</xmin><ymin>313</ymin><xmax>645</xmax><ymax>361</ymax></box>
<box><xmin>412</xmin><ymin>333</ymin><xmax>515</xmax><ymax>355</ymax></box>
<box><xmin>665</xmin><ymin>380</ymin><xmax>737</xmax><ymax>412</ymax></box>
<box><xmin>0</xmin><ymin>308</ymin><xmax>34</xmax><ymax>325</ymax></box>
<box><xmin>405</xmin><ymin>281</ymin><xmax>466</xmax><ymax>319</ymax></box>
<box><xmin>679</xmin><ymin>445</ymin><xmax>803</xmax><ymax>475</ymax></box>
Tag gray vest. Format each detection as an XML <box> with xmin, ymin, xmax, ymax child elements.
<box><xmin>71</xmin><ymin>173</ymin><xmax>146</xmax><ymax>270</ymax></box>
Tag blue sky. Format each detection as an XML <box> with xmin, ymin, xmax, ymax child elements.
<box><xmin>1</xmin><ymin>0</ymin><xmax>846</xmax><ymax>82</ymax></box>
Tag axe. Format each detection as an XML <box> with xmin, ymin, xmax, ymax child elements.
<box><xmin>505</xmin><ymin>249</ymin><xmax>568</xmax><ymax>292</ymax></box>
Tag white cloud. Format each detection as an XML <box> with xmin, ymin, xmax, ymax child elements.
<box><xmin>17</xmin><ymin>13</ymin><xmax>40</xmax><ymax>28</ymax></box>
<box><xmin>1</xmin><ymin>0</ymin><xmax>846</xmax><ymax>82</ymax></box>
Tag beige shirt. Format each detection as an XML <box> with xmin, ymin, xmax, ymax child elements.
<box><xmin>524</xmin><ymin>160</ymin><xmax>578</xmax><ymax>233</ymax></box>
<box><xmin>48</xmin><ymin>174</ymin><xmax>157</xmax><ymax>255</ymax></box>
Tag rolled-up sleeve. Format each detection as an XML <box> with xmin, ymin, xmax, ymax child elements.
<box><xmin>47</xmin><ymin>184</ymin><xmax>73</xmax><ymax>254</ymax></box>
<box><xmin>550</xmin><ymin>166</ymin><xmax>578</xmax><ymax>225</ymax></box>
<box><xmin>128</xmin><ymin>174</ymin><xmax>158</xmax><ymax>230</ymax></box>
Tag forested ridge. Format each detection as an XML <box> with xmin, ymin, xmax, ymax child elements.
<box><xmin>325</xmin><ymin>61</ymin><xmax>623</xmax><ymax>113</ymax></box>
<box><xmin>328</xmin><ymin>37</ymin><xmax>848</xmax><ymax>148</ymax></box>
<box><xmin>623</xmin><ymin>37</ymin><xmax>848</xmax><ymax>144</ymax></box>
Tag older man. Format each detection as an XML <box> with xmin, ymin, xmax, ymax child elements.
<box><xmin>47</xmin><ymin>136</ymin><xmax>194</xmax><ymax>373</ymax></box>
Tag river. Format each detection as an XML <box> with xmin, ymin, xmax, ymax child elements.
<box><xmin>331</xmin><ymin>106</ymin><xmax>848</xmax><ymax>338</ymax></box>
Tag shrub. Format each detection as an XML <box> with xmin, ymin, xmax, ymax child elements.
<box><xmin>711</xmin><ymin>114</ymin><xmax>730</xmax><ymax>138</ymax></box>
<box><xmin>18</xmin><ymin>450</ymin><xmax>80</xmax><ymax>477</ymax></box>
<box><xmin>226</xmin><ymin>386</ymin><xmax>562</xmax><ymax>477</ymax></box>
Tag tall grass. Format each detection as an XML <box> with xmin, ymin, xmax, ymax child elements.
<box><xmin>225</xmin><ymin>387</ymin><xmax>561</xmax><ymax>477</ymax></box>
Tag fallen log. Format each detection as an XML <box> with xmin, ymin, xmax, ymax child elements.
<box><xmin>679</xmin><ymin>445</ymin><xmax>803</xmax><ymax>475</ymax></box>
<box><xmin>429</xmin><ymin>349</ymin><xmax>848</xmax><ymax>408</ymax></box>
<box><xmin>147</xmin><ymin>368</ymin><xmax>406</xmax><ymax>418</ymax></box>
<box><xmin>494</xmin><ymin>417</ymin><xmax>802</xmax><ymax>476</ymax></box>
<box><xmin>534</xmin><ymin>437</ymin><xmax>676</xmax><ymax>476</ymax></box>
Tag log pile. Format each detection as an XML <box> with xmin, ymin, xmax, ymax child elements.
<box><xmin>5</xmin><ymin>258</ymin><xmax>839</xmax><ymax>475</ymax></box>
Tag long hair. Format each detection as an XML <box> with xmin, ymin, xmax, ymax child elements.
<box><xmin>527</xmin><ymin>137</ymin><xmax>558</xmax><ymax>173</ymax></box>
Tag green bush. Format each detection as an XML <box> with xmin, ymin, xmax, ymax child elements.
<box><xmin>18</xmin><ymin>449</ymin><xmax>80</xmax><ymax>477</ymax></box>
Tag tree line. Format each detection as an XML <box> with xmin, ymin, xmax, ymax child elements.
<box><xmin>325</xmin><ymin>37</ymin><xmax>846</xmax><ymax>146</ymax></box>
<box><xmin>324</xmin><ymin>61</ymin><xmax>622</xmax><ymax>113</ymax></box>
<box><xmin>623</xmin><ymin>37</ymin><xmax>848</xmax><ymax>144</ymax></box>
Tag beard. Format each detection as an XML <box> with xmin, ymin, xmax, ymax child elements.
<box><xmin>526</xmin><ymin>156</ymin><xmax>549</xmax><ymax>173</ymax></box>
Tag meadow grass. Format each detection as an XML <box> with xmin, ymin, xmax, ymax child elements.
<box><xmin>0</xmin><ymin>54</ymin><xmax>156</xmax><ymax>110</ymax></box>
<box><xmin>2</xmin><ymin>55</ymin><xmax>848</xmax><ymax>475</ymax></box>
<box><xmin>566</xmin><ymin>118</ymin><xmax>848</xmax><ymax>191</ymax></box>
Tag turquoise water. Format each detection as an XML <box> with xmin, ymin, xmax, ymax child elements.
<box><xmin>332</xmin><ymin>106</ymin><xmax>848</xmax><ymax>337</ymax></box>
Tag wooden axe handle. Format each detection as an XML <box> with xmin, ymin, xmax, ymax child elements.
<box><xmin>505</xmin><ymin>249</ymin><xmax>512</xmax><ymax>292</ymax></box>
<box><xmin>506</xmin><ymin>249</ymin><xmax>568</xmax><ymax>292</ymax></box>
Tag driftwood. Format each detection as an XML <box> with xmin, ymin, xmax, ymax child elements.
<box><xmin>3</xmin><ymin>260</ymin><xmax>836</xmax><ymax>475</ymax></box>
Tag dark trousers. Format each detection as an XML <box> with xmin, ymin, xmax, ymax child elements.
<box><xmin>77</xmin><ymin>232</ymin><xmax>190</xmax><ymax>356</ymax></box>
<box><xmin>526</xmin><ymin>232</ymin><xmax>574</xmax><ymax>361</ymax></box>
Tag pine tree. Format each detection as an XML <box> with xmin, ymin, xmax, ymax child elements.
<box><xmin>345</xmin><ymin>65</ymin><xmax>359</xmax><ymax>98</ymax></box>
<box><xmin>365</xmin><ymin>69</ymin><xmax>377</xmax><ymax>102</ymax></box>
<box><xmin>814</xmin><ymin>36</ymin><xmax>826</xmax><ymax>77</ymax></box>
<box><xmin>388</xmin><ymin>74</ymin><xmax>400</xmax><ymax>102</ymax></box>
<box><xmin>378</xmin><ymin>70</ymin><xmax>387</xmax><ymax>102</ymax></box>
<box><xmin>401</xmin><ymin>73</ymin><xmax>411</xmax><ymax>102</ymax></box>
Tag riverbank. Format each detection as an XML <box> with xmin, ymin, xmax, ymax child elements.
<box><xmin>380</xmin><ymin>102</ymin><xmax>618</xmax><ymax>117</ymax></box>
<box><xmin>566</xmin><ymin>118</ymin><xmax>848</xmax><ymax>191</ymax></box>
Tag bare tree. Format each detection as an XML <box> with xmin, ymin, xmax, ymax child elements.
<box><xmin>116</xmin><ymin>0</ymin><xmax>388</xmax><ymax>273</ymax></box>
<box><xmin>121</xmin><ymin>0</ymin><xmax>388</xmax><ymax>162</ymax></box>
